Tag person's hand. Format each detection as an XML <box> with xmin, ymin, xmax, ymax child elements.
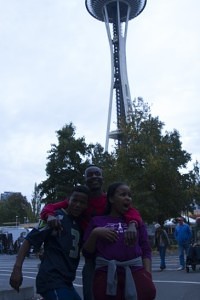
<box><xmin>9</xmin><ymin>266</ymin><xmax>23</xmax><ymax>292</ymax></box>
<box><xmin>47</xmin><ymin>215</ymin><xmax>63</xmax><ymax>236</ymax></box>
<box><xmin>93</xmin><ymin>227</ymin><xmax>118</xmax><ymax>243</ymax></box>
<box><xmin>124</xmin><ymin>222</ymin><xmax>137</xmax><ymax>246</ymax></box>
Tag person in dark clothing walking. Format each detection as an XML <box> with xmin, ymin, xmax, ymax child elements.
<box><xmin>154</xmin><ymin>224</ymin><xmax>170</xmax><ymax>270</ymax></box>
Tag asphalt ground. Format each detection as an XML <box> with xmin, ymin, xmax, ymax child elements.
<box><xmin>1</xmin><ymin>252</ymin><xmax>200</xmax><ymax>300</ymax></box>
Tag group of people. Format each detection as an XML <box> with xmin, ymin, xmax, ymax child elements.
<box><xmin>9</xmin><ymin>165</ymin><xmax>194</xmax><ymax>299</ymax></box>
<box><xmin>10</xmin><ymin>165</ymin><xmax>156</xmax><ymax>300</ymax></box>
<box><xmin>154</xmin><ymin>216</ymin><xmax>192</xmax><ymax>271</ymax></box>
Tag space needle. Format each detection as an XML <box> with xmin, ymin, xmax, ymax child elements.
<box><xmin>85</xmin><ymin>0</ymin><xmax>147</xmax><ymax>151</ymax></box>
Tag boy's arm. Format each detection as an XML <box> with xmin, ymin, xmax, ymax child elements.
<box><xmin>10</xmin><ymin>240</ymin><xmax>31</xmax><ymax>291</ymax></box>
<box><xmin>83</xmin><ymin>227</ymin><xmax>118</xmax><ymax>254</ymax></box>
<box><xmin>40</xmin><ymin>199</ymin><xmax>68</xmax><ymax>220</ymax></box>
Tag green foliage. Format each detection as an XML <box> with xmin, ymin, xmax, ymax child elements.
<box><xmin>0</xmin><ymin>193</ymin><xmax>34</xmax><ymax>226</ymax></box>
<box><xmin>111</xmin><ymin>98</ymin><xmax>193</xmax><ymax>223</ymax></box>
<box><xmin>36</xmin><ymin>98</ymin><xmax>200</xmax><ymax>223</ymax></box>
<box><xmin>31</xmin><ymin>183</ymin><xmax>42</xmax><ymax>221</ymax></box>
<box><xmin>38</xmin><ymin>123</ymin><xmax>94</xmax><ymax>203</ymax></box>
<box><xmin>183</xmin><ymin>161</ymin><xmax>200</xmax><ymax>210</ymax></box>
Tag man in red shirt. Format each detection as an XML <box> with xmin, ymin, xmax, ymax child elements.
<box><xmin>40</xmin><ymin>165</ymin><xmax>143</xmax><ymax>300</ymax></box>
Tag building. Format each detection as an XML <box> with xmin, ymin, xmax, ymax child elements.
<box><xmin>0</xmin><ymin>191</ymin><xmax>20</xmax><ymax>201</ymax></box>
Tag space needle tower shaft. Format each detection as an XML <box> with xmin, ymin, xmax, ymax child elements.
<box><xmin>85</xmin><ymin>0</ymin><xmax>147</xmax><ymax>151</ymax></box>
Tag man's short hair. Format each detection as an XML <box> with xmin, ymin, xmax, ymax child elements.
<box><xmin>84</xmin><ymin>165</ymin><xmax>102</xmax><ymax>177</ymax></box>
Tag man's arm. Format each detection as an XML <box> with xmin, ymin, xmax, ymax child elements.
<box><xmin>40</xmin><ymin>199</ymin><xmax>68</xmax><ymax>220</ymax></box>
<box><xmin>40</xmin><ymin>200</ymin><xmax>69</xmax><ymax>232</ymax></box>
<box><xmin>124</xmin><ymin>207</ymin><xmax>142</xmax><ymax>226</ymax></box>
<box><xmin>10</xmin><ymin>240</ymin><xmax>31</xmax><ymax>291</ymax></box>
<box><xmin>124</xmin><ymin>207</ymin><xmax>143</xmax><ymax>245</ymax></box>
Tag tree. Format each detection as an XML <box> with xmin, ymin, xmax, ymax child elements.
<box><xmin>0</xmin><ymin>193</ymin><xmax>34</xmax><ymax>226</ymax></box>
<box><xmin>38</xmin><ymin>123</ymin><xmax>94</xmax><ymax>203</ymax></box>
<box><xmin>37</xmin><ymin>99</ymin><xmax>200</xmax><ymax>223</ymax></box>
<box><xmin>112</xmin><ymin>98</ymin><xmax>193</xmax><ymax>223</ymax></box>
<box><xmin>183</xmin><ymin>161</ymin><xmax>200</xmax><ymax>214</ymax></box>
<box><xmin>31</xmin><ymin>183</ymin><xmax>42</xmax><ymax>221</ymax></box>
<box><xmin>38</xmin><ymin>125</ymin><xmax>117</xmax><ymax>203</ymax></box>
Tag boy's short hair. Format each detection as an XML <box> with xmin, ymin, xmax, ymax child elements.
<box><xmin>72</xmin><ymin>185</ymin><xmax>90</xmax><ymax>196</ymax></box>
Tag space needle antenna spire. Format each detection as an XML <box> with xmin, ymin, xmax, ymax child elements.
<box><xmin>85</xmin><ymin>0</ymin><xmax>147</xmax><ymax>151</ymax></box>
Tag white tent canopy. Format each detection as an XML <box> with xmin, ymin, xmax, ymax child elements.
<box><xmin>164</xmin><ymin>219</ymin><xmax>176</xmax><ymax>226</ymax></box>
<box><xmin>164</xmin><ymin>215</ymin><xmax>196</xmax><ymax>226</ymax></box>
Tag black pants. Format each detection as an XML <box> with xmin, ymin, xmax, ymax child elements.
<box><xmin>82</xmin><ymin>258</ymin><xmax>95</xmax><ymax>300</ymax></box>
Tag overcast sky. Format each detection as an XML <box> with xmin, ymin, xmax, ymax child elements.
<box><xmin>0</xmin><ymin>0</ymin><xmax>199</xmax><ymax>202</ymax></box>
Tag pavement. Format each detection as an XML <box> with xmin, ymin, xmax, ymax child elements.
<box><xmin>0</xmin><ymin>254</ymin><xmax>41</xmax><ymax>300</ymax></box>
<box><xmin>0</xmin><ymin>286</ymin><xmax>35</xmax><ymax>300</ymax></box>
<box><xmin>0</xmin><ymin>249</ymin><xmax>179</xmax><ymax>300</ymax></box>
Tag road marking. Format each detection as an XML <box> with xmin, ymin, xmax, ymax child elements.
<box><xmin>74</xmin><ymin>283</ymin><xmax>83</xmax><ymax>287</ymax></box>
<box><xmin>154</xmin><ymin>280</ymin><xmax>200</xmax><ymax>284</ymax></box>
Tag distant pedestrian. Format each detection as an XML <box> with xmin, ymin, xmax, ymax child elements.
<box><xmin>17</xmin><ymin>232</ymin><xmax>25</xmax><ymax>248</ymax></box>
<box><xmin>174</xmin><ymin>217</ymin><xmax>192</xmax><ymax>270</ymax></box>
<box><xmin>154</xmin><ymin>224</ymin><xmax>170</xmax><ymax>271</ymax></box>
